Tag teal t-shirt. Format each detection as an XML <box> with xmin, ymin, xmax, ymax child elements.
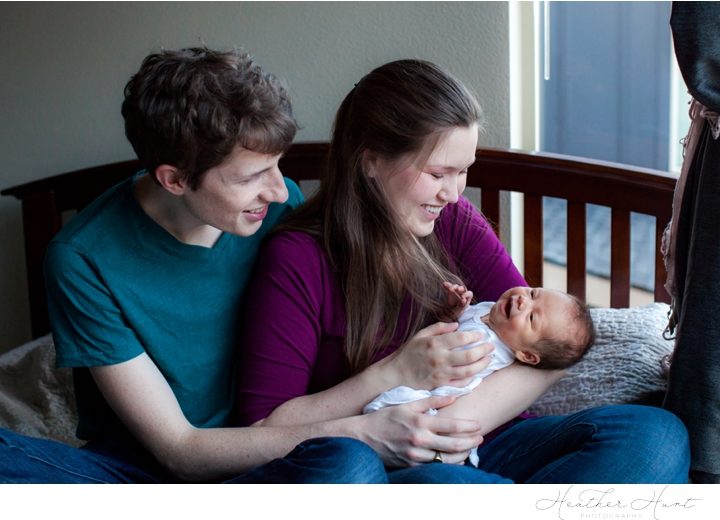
<box><xmin>44</xmin><ymin>173</ymin><xmax>303</xmax><ymax>440</ymax></box>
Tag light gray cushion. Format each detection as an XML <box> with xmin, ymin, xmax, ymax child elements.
<box><xmin>529</xmin><ymin>303</ymin><xmax>674</xmax><ymax>416</ymax></box>
<box><xmin>0</xmin><ymin>334</ymin><xmax>80</xmax><ymax>446</ymax></box>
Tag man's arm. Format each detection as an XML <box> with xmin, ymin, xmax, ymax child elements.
<box><xmin>92</xmin><ymin>353</ymin><xmax>485</xmax><ymax>478</ymax></box>
<box><xmin>91</xmin><ymin>354</ymin><xmax>317</xmax><ymax>481</ymax></box>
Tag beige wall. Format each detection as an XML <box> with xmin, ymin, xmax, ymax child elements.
<box><xmin>0</xmin><ymin>1</ymin><xmax>510</xmax><ymax>352</ymax></box>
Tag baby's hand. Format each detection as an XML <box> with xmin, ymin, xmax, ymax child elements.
<box><xmin>442</xmin><ymin>282</ymin><xmax>473</xmax><ymax>320</ymax></box>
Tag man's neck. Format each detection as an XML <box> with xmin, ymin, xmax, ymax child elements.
<box><xmin>133</xmin><ymin>173</ymin><xmax>222</xmax><ymax>248</ymax></box>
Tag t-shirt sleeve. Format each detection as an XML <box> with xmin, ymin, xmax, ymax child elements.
<box><xmin>44</xmin><ymin>240</ymin><xmax>145</xmax><ymax>368</ymax></box>
<box><xmin>284</xmin><ymin>177</ymin><xmax>305</xmax><ymax>209</ymax></box>
<box><xmin>235</xmin><ymin>232</ymin><xmax>325</xmax><ymax>425</ymax></box>
<box><xmin>439</xmin><ymin>197</ymin><xmax>527</xmax><ymax>300</ymax></box>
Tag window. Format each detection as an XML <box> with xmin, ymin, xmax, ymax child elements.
<box><xmin>511</xmin><ymin>1</ymin><xmax>686</xmax><ymax>307</ymax></box>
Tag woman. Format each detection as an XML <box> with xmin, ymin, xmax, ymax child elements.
<box><xmin>237</xmin><ymin>59</ymin><xmax>690</xmax><ymax>483</ymax></box>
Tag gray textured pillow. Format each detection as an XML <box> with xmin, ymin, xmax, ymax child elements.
<box><xmin>529</xmin><ymin>303</ymin><xmax>673</xmax><ymax>416</ymax></box>
<box><xmin>0</xmin><ymin>334</ymin><xmax>80</xmax><ymax>446</ymax></box>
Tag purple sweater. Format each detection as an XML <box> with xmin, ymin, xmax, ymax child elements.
<box><xmin>236</xmin><ymin>197</ymin><xmax>527</xmax><ymax>425</ymax></box>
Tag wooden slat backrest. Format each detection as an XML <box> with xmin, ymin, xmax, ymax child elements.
<box><xmin>610</xmin><ymin>209</ymin><xmax>632</xmax><ymax>308</ymax></box>
<box><xmin>2</xmin><ymin>143</ymin><xmax>677</xmax><ymax>338</ymax></box>
<box><xmin>480</xmin><ymin>188</ymin><xmax>500</xmax><ymax>236</ymax></box>
<box><xmin>566</xmin><ymin>201</ymin><xmax>587</xmax><ymax>301</ymax></box>
<box><xmin>523</xmin><ymin>194</ymin><xmax>544</xmax><ymax>287</ymax></box>
<box><xmin>471</xmin><ymin>148</ymin><xmax>676</xmax><ymax>307</ymax></box>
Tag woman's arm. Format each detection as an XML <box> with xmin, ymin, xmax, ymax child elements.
<box><xmin>434</xmin><ymin>363</ymin><xmax>565</xmax><ymax>433</ymax></box>
<box><xmin>236</xmin><ymin>231</ymin><xmax>493</xmax><ymax>427</ymax></box>
<box><xmin>257</xmin><ymin>321</ymin><xmax>493</xmax><ymax>426</ymax></box>
<box><xmin>238</xmin><ymin>199</ymin><xmax>529</xmax><ymax>428</ymax></box>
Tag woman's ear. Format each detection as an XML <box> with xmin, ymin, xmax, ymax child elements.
<box><xmin>154</xmin><ymin>164</ymin><xmax>187</xmax><ymax>195</ymax></box>
<box><xmin>516</xmin><ymin>350</ymin><xmax>541</xmax><ymax>366</ymax></box>
<box><xmin>361</xmin><ymin>149</ymin><xmax>379</xmax><ymax>178</ymax></box>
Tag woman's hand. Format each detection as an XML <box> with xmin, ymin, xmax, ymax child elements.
<box><xmin>357</xmin><ymin>395</ymin><xmax>483</xmax><ymax>468</ymax></box>
<box><xmin>378</xmin><ymin>321</ymin><xmax>493</xmax><ymax>390</ymax></box>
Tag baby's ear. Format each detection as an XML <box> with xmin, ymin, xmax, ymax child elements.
<box><xmin>516</xmin><ymin>350</ymin><xmax>540</xmax><ymax>365</ymax></box>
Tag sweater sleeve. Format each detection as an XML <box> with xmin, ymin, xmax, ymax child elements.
<box><xmin>235</xmin><ymin>231</ymin><xmax>327</xmax><ymax>425</ymax></box>
<box><xmin>671</xmin><ymin>2</ymin><xmax>720</xmax><ymax>112</ymax></box>
<box><xmin>438</xmin><ymin>197</ymin><xmax>527</xmax><ymax>300</ymax></box>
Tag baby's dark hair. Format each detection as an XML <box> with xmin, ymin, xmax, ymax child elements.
<box><xmin>532</xmin><ymin>295</ymin><xmax>595</xmax><ymax>369</ymax></box>
<box><xmin>121</xmin><ymin>47</ymin><xmax>297</xmax><ymax>190</ymax></box>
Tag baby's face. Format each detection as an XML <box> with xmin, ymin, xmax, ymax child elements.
<box><xmin>487</xmin><ymin>287</ymin><xmax>578</xmax><ymax>353</ymax></box>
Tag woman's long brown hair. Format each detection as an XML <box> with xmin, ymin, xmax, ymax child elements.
<box><xmin>277</xmin><ymin>60</ymin><xmax>483</xmax><ymax>373</ymax></box>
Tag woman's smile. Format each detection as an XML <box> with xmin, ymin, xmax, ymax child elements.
<box><xmin>421</xmin><ymin>204</ymin><xmax>444</xmax><ymax>218</ymax></box>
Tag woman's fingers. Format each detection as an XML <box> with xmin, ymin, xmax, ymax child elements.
<box><xmin>415</xmin><ymin>448</ymin><xmax>472</xmax><ymax>466</ymax></box>
<box><xmin>389</xmin><ymin>324</ymin><xmax>493</xmax><ymax>389</ymax></box>
<box><xmin>366</xmin><ymin>397</ymin><xmax>483</xmax><ymax>467</ymax></box>
<box><xmin>439</xmin><ymin>333</ymin><xmax>493</xmax><ymax>384</ymax></box>
<box><xmin>409</xmin><ymin>396</ymin><xmax>484</xmax><ymax>436</ymax></box>
<box><xmin>447</xmin><ymin>333</ymin><xmax>493</xmax><ymax>356</ymax></box>
<box><xmin>445</xmin><ymin>349</ymin><xmax>493</xmax><ymax>385</ymax></box>
<box><xmin>404</xmin><ymin>398</ymin><xmax>484</xmax><ymax>461</ymax></box>
<box><xmin>413</xmin><ymin>320</ymin><xmax>460</xmax><ymax>338</ymax></box>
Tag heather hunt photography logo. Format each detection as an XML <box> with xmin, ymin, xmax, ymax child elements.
<box><xmin>534</xmin><ymin>485</ymin><xmax>702</xmax><ymax>520</ymax></box>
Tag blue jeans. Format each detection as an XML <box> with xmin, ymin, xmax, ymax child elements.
<box><xmin>472</xmin><ymin>404</ymin><xmax>689</xmax><ymax>483</ymax></box>
<box><xmin>0</xmin><ymin>431</ymin><xmax>387</xmax><ymax>484</ymax></box>
<box><xmin>1</xmin><ymin>404</ymin><xmax>690</xmax><ymax>483</ymax></box>
<box><xmin>390</xmin><ymin>404</ymin><xmax>690</xmax><ymax>484</ymax></box>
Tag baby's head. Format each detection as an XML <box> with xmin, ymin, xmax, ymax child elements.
<box><xmin>485</xmin><ymin>286</ymin><xmax>594</xmax><ymax>369</ymax></box>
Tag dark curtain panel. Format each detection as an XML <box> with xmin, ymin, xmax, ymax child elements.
<box><xmin>664</xmin><ymin>1</ymin><xmax>720</xmax><ymax>484</ymax></box>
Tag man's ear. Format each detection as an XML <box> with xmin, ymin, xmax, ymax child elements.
<box><xmin>154</xmin><ymin>164</ymin><xmax>187</xmax><ymax>195</ymax></box>
<box><xmin>516</xmin><ymin>350</ymin><xmax>541</xmax><ymax>366</ymax></box>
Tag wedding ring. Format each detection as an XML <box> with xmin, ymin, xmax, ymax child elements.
<box><xmin>432</xmin><ymin>451</ymin><xmax>443</xmax><ymax>463</ymax></box>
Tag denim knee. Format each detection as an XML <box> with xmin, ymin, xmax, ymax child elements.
<box><xmin>226</xmin><ymin>436</ymin><xmax>387</xmax><ymax>484</ymax></box>
<box><xmin>294</xmin><ymin>437</ymin><xmax>388</xmax><ymax>483</ymax></box>
<box><xmin>636</xmin><ymin>407</ymin><xmax>690</xmax><ymax>482</ymax></box>
<box><xmin>389</xmin><ymin>463</ymin><xmax>513</xmax><ymax>484</ymax></box>
<box><xmin>593</xmin><ymin>404</ymin><xmax>690</xmax><ymax>483</ymax></box>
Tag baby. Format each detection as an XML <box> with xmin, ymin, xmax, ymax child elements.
<box><xmin>364</xmin><ymin>283</ymin><xmax>595</xmax><ymax>466</ymax></box>
<box><xmin>364</xmin><ymin>283</ymin><xmax>595</xmax><ymax>414</ymax></box>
